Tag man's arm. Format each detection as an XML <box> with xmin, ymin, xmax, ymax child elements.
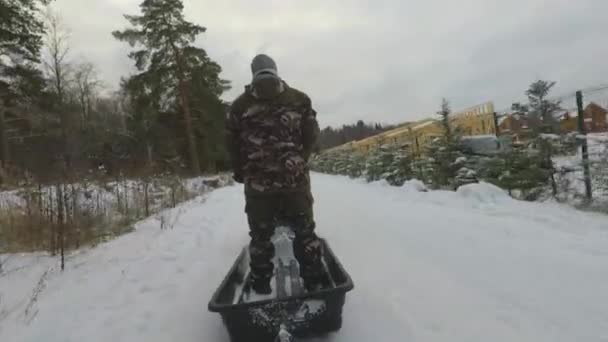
<box><xmin>301</xmin><ymin>96</ymin><xmax>320</xmax><ymax>161</ymax></box>
<box><xmin>226</xmin><ymin>105</ymin><xmax>243</xmax><ymax>183</ymax></box>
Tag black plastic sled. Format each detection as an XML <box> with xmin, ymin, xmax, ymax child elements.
<box><xmin>208</xmin><ymin>227</ymin><xmax>354</xmax><ymax>342</ymax></box>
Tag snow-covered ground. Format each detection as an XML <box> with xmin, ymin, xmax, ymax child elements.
<box><xmin>1</xmin><ymin>174</ymin><xmax>608</xmax><ymax>342</ymax></box>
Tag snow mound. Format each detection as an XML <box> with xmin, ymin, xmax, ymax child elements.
<box><xmin>401</xmin><ymin>179</ymin><xmax>428</xmax><ymax>192</ymax></box>
<box><xmin>368</xmin><ymin>179</ymin><xmax>391</xmax><ymax>187</ymax></box>
<box><xmin>539</xmin><ymin>133</ymin><xmax>560</xmax><ymax>140</ymax></box>
<box><xmin>456</xmin><ymin>182</ymin><xmax>510</xmax><ymax>203</ymax></box>
<box><xmin>454</xmin><ymin>156</ymin><xmax>468</xmax><ymax>164</ymax></box>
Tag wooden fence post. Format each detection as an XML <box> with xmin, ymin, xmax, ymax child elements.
<box><xmin>576</xmin><ymin>90</ymin><xmax>593</xmax><ymax>202</ymax></box>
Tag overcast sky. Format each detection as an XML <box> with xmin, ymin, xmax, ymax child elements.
<box><xmin>51</xmin><ymin>0</ymin><xmax>608</xmax><ymax>127</ymax></box>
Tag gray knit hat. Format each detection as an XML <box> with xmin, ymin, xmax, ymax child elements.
<box><xmin>251</xmin><ymin>54</ymin><xmax>279</xmax><ymax>82</ymax></box>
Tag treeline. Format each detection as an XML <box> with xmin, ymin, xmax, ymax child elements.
<box><xmin>0</xmin><ymin>0</ymin><xmax>233</xmax><ymax>266</ymax></box>
<box><xmin>319</xmin><ymin>120</ymin><xmax>397</xmax><ymax>150</ymax></box>
<box><xmin>0</xmin><ymin>0</ymin><xmax>230</xmax><ymax>186</ymax></box>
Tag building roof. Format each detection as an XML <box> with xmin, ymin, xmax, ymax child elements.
<box><xmin>586</xmin><ymin>102</ymin><xmax>608</xmax><ymax>114</ymax></box>
<box><xmin>412</xmin><ymin>119</ymin><xmax>438</xmax><ymax>130</ymax></box>
<box><xmin>450</xmin><ymin>101</ymin><xmax>495</xmax><ymax>119</ymax></box>
<box><xmin>323</xmin><ymin>102</ymin><xmax>495</xmax><ymax>152</ymax></box>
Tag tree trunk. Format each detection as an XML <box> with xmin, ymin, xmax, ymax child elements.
<box><xmin>0</xmin><ymin>108</ymin><xmax>9</xmax><ymax>168</ymax></box>
<box><xmin>49</xmin><ymin>189</ymin><xmax>56</xmax><ymax>255</ymax></box>
<box><xmin>56</xmin><ymin>184</ymin><xmax>65</xmax><ymax>270</ymax></box>
<box><xmin>207</xmin><ymin>160</ymin><xmax>217</xmax><ymax>174</ymax></box>
<box><xmin>79</xmin><ymin>93</ymin><xmax>87</xmax><ymax>130</ymax></box>
<box><xmin>576</xmin><ymin>91</ymin><xmax>593</xmax><ymax>202</ymax></box>
<box><xmin>144</xmin><ymin>181</ymin><xmax>150</xmax><ymax>217</ymax></box>
<box><xmin>123</xmin><ymin>179</ymin><xmax>129</xmax><ymax>216</ymax></box>
<box><xmin>170</xmin><ymin>43</ymin><xmax>201</xmax><ymax>175</ymax></box>
<box><xmin>37</xmin><ymin>184</ymin><xmax>43</xmax><ymax>248</ymax></box>
<box><xmin>146</xmin><ymin>142</ymin><xmax>154</xmax><ymax>168</ymax></box>
<box><xmin>178</xmin><ymin>79</ymin><xmax>201</xmax><ymax>175</ymax></box>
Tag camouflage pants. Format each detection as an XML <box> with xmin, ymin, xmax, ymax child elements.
<box><xmin>245</xmin><ymin>190</ymin><xmax>323</xmax><ymax>285</ymax></box>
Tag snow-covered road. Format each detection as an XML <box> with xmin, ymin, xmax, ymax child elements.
<box><xmin>1</xmin><ymin>174</ymin><xmax>608</xmax><ymax>342</ymax></box>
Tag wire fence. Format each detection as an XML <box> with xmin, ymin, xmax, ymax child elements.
<box><xmin>475</xmin><ymin>84</ymin><xmax>608</xmax><ymax>206</ymax></box>
<box><xmin>538</xmin><ymin>86</ymin><xmax>606</xmax><ymax>205</ymax></box>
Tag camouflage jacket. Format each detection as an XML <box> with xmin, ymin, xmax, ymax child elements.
<box><xmin>226</xmin><ymin>82</ymin><xmax>319</xmax><ymax>193</ymax></box>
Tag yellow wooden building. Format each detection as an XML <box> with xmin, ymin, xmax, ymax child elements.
<box><xmin>324</xmin><ymin>102</ymin><xmax>497</xmax><ymax>156</ymax></box>
<box><xmin>449</xmin><ymin>102</ymin><xmax>496</xmax><ymax>136</ymax></box>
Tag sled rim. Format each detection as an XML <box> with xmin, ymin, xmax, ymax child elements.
<box><xmin>207</xmin><ymin>238</ymin><xmax>354</xmax><ymax>313</ymax></box>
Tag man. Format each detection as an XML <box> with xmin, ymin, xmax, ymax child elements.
<box><xmin>226</xmin><ymin>54</ymin><xmax>323</xmax><ymax>294</ymax></box>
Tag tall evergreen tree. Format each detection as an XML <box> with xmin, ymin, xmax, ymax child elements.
<box><xmin>425</xmin><ymin>98</ymin><xmax>464</xmax><ymax>188</ymax></box>
<box><xmin>113</xmin><ymin>0</ymin><xmax>229</xmax><ymax>174</ymax></box>
<box><xmin>0</xmin><ymin>0</ymin><xmax>52</xmax><ymax>65</ymax></box>
<box><xmin>1</xmin><ymin>0</ymin><xmax>53</xmax><ymax>168</ymax></box>
<box><xmin>121</xmin><ymin>73</ymin><xmax>167</xmax><ymax>168</ymax></box>
<box><xmin>439</xmin><ymin>98</ymin><xmax>453</xmax><ymax>143</ymax></box>
<box><xmin>525</xmin><ymin>80</ymin><xmax>561</xmax><ymax>134</ymax></box>
<box><xmin>189</xmin><ymin>63</ymin><xmax>229</xmax><ymax>172</ymax></box>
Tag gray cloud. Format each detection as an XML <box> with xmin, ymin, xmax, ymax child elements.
<box><xmin>52</xmin><ymin>0</ymin><xmax>608</xmax><ymax>127</ymax></box>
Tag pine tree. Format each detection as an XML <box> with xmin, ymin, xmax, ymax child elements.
<box><xmin>113</xmin><ymin>0</ymin><xmax>229</xmax><ymax>174</ymax></box>
<box><xmin>0</xmin><ymin>0</ymin><xmax>52</xmax><ymax>65</ymax></box>
<box><xmin>536</xmin><ymin>134</ymin><xmax>558</xmax><ymax>196</ymax></box>
<box><xmin>121</xmin><ymin>73</ymin><xmax>168</xmax><ymax>169</ymax></box>
<box><xmin>453</xmin><ymin>155</ymin><xmax>478</xmax><ymax>188</ymax></box>
<box><xmin>412</xmin><ymin>155</ymin><xmax>434</xmax><ymax>184</ymax></box>
<box><xmin>439</xmin><ymin>98</ymin><xmax>453</xmax><ymax>144</ymax></box>
<box><xmin>480</xmin><ymin>144</ymin><xmax>551</xmax><ymax>199</ymax></box>
<box><xmin>525</xmin><ymin>80</ymin><xmax>561</xmax><ymax>135</ymax></box>
<box><xmin>426</xmin><ymin>99</ymin><xmax>464</xmax><ymax>189</ymax></box>
<box><xmin>387</xmin><ymin>146</ymin><xmax>413</xmax><ymax>186</ymax></box>
<box><xmin>188</xmin><ymin>62</ymin><xmax>230</xmax><ymax>172</ymax></box>
<box><xmin>1</xmin><ymin>0</ymin><xmax>53</xmax><ymax>167</ymax></box>
<box><xmin>364</xmin><ymin>145</ymin><xmax>394</xmax><ymax>182</ymax></box>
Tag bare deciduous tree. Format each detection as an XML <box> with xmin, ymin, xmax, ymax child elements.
<box><xmin>43</xmin><ymin>7</ymin><xmax>73</xmax><ymax>270</ymax></box>
<box><xmin>73</xmin><ymin>62</ymin><xmax>102</xmax><ymax>127</ymax></box>
<box><xmin>43</xmin><ymin>7</ymin><xmax>71</xmax><ymax>105</ymax></box>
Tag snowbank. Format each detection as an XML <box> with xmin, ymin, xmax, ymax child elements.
<box><xmin>0</xmin><ymin>190</ymin><xmax>22</xmax><ymax>209</ymax></box>
<box><xmin>368</xmin><ymin>179</ymin><xmax>392</xmax><ymax>187</ymax></box>
<box><xmin>457</xmin><ymin>182</ymin><xmax>511</xmax><ymax>204</ymax></box>
<box><xmin>401</xmin><ymin>179</ymin><xmax>428</xmax><ymax>192</ymax></box>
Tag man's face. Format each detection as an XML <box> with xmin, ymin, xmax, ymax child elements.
<box><xmin>253</xmin><ymin>76</ymin><xmax>282</xmax><ymax>100</ymax></box>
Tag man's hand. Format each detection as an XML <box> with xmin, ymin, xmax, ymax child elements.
<box><xmin>233</xmin><ymin>172</ymin><xmax>244</xmax><ymax>184</ymax></box>
<box><xmin>301</xmin><ymin>96</ymin><xmax>320</xmax><ymax>161</ymax></box>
